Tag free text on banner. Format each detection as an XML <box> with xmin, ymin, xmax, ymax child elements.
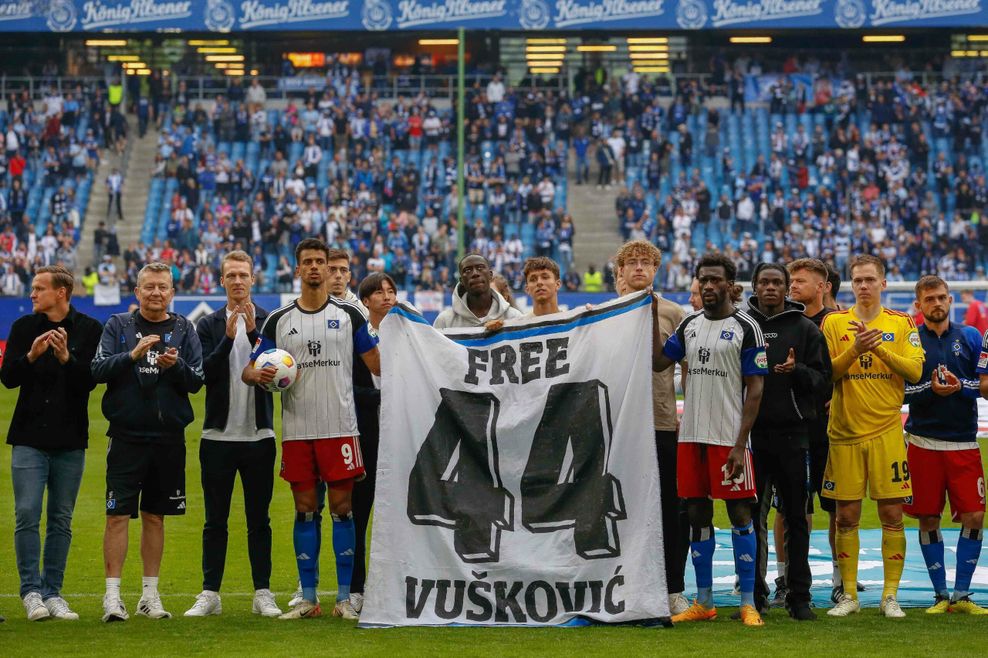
<box><xmin>361</xmin><ymin>291</ymin><xmax>669</xmax><ymax>627</ymax></box>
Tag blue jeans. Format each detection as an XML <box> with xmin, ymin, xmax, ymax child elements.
<box><xmin>12</xmin><ymin>446</ymin><xmax>85</xmax><ymax>599</ymax></box>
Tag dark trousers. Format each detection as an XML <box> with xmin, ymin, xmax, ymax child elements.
<box><xmin>656</xmin><ymin>430</ymin><xmax>689</xmax><ymax>594</ymax></box>
<box><xmin>351</xmin><ymin>396</ymin><xmax>380</xmax><ymax>594</ymax></box>
<box><xmin>752</xmin><ymin>435</ymin><xmax>812</xmax><ymax>610</ymax></box>
<box><xmin>200</xmin><ymin>437</ymin><xmax>276</xmax><ymax>592</ymax></box>
<box><xmin>107</xmin><ymin>191</ymin><xmax>122</xmax><ymax>220</ymax></box>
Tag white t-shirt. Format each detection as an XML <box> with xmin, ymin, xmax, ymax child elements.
<box><xmin>202</xmin><ymin>309</ymin><xmax>276</xmax><ymax>442</ymax></box>
<box><xmin>486</xmin><ymin>80</ymin><xmax>505</xmax><ymax>103</ymax></box>
<box><xmin>607</xmin><ymin>135</ymin><xmax>626</xmax><ymax>161</ymax></box>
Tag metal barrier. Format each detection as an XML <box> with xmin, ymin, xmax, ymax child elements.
<box><xmin>0</xmin><ymin>73</ymin><xmax>565</xmax><ymax>104</ymax></box>
<box><xmin>0</xmin><ymin>70</ymin><xmax>977</xmax><ymax>106</ymax></box>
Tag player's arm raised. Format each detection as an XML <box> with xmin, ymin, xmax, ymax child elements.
<box><xmin>872</xmin><ymin>321</ymin><xmax>924</xmax><ymax>384</ymax></box>
<box><xmin>654</xmin><ymin>319</ymin><xmax>687</xmax><ymax>372</ymax></box>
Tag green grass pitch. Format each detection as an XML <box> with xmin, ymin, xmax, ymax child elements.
<box><xmin>0</xmin><ymin>385</ymin><xmax>985</xmax><ymax>656</ymax></box>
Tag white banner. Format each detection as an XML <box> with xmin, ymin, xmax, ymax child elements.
<box><xmin>93</xmin><ymin>282</ymin><xmax>121</xmax><ymax>306</ymax></box>
<box><xmin>361</xmin><ymin>291</ymin><xmax>669</xmax><ymax>627</ymax></box>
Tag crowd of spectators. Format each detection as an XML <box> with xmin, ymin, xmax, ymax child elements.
<box><xmin>599</xmin><ymin>64</ymin><xmax>988</xmax><ymax>290</ymax></box>
<box><xmin>3</xmin><ymin>54</ymin><xmax>987</xmax><ymax>298</ymax></box>
<box><xmin>129</xmin><ymin>69</ymin><xmax>575</xmax><ymax>295</ymax></box>
<box><xmin>0</xmin><ymin>84</ymin><xmax>111</xmax><ymax>295</ymax></box>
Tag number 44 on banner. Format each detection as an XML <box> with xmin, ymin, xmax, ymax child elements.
<box><xmin>407</xmin><ymin>381</ymin><xmax>627</xmax><ymax>563</ymax></box>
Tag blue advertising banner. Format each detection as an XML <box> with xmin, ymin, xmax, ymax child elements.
<box><xmin>0</xmin><ymin>0</ymin><xmax>982</xmax><ymax>31</ymax></box>
<box><xmin>0</xmin><ymin>287</ymin><xmax>964</xmax><ymax>340</ymax></box>
<box><xmin>0</xmin><ymin>292</ymin><xmax>672</xmax><ymax>339</ymax></box>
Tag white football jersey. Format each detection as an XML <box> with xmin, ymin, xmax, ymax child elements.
<box><xmin>663</xmin><ymin>309</ymin><xmax>767</xmax><ymax>446</ymax></box>
<box><xmin>252</xmin><ymin>297</ymin><xmax>378</xmax><ymax>441</ymax></box>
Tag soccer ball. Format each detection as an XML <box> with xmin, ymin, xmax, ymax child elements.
<box><xmin>254</xmin><ymin>348</ymin><xmax>298</xmax><ymax>392</ymax></box>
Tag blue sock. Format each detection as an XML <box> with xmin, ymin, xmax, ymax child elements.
<box><xmin>919</xmin><ymin>529</ymin><xmax>948</xmax><ymax>598</ymax></box>
<box><xmin>294</xmin><ymin>512</ymin><xmax>320</xmax><ymax>603</ymax></box>
<box><xmin>953</xmin><ymin>527</ymin><xmax>984</xmax><ymax>602</ymax></box>
<box><xmin>332</xmin><ymin>512</ymin><xmax>356</xmax><ymax>602</ymax></box>
<box><xmin>690</xmin><ymin>526</ymin><xmax>716</xmax><ymax>608</ymax></box>
<box><xmin>732</xmin><ymin>523</ymin><xmax>756</xmax><ymax>608</ymax></box>
<box><xmin>315</xmin><ymin>483</ymin><xmax>326</xmax><ymax>587</ymax></box>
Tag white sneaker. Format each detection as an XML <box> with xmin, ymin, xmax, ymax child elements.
<box><xmin>22</xmin><ymin>592</ymin><xmax>50</xmax><ymax>621</ymax></box>
<box><xmin>827</xmin><ymin>593</ymin><xmax>861</xmax><ymax>617</ymax></box>
<box><xmin>332</xmin><ymin>599</ymin><xmax>359</xmax><ymax>620</ymax></box>
<box><xmin>252</xmin><ymin>589</ymin><xmax>282</xmax><ymax>617</ymax></box>
<box><xmin>668</xmin><ymin>592</ymin><xmax>690</xmax><ymax>616</ymax></box>
<box><xmin>880</xmin><ymin>594</ymin><xmax>906</xmax><ymax>618</ymax></box>
<box><xmin>278</xmin><ymin>600</ymin><xmax>322</xmax><ymax>620</ymax></box>
<box><xmin>101</xmin><ymin>594</ymin><xmax>129</xmax><ymax>623</ymax></box>
<box><xmin>184</xmin><ymin>591</ymin><xmax>221</xmax><ymax>617</ymax></box>
<box><xmin>349</xmin><ymin>593</ymin><xmax>364</xmax><ymax>614</ymax></box>
<box><xmin>288</xmin><ymin>582</ymin><xmax>304</xmax><ymax>608</ymax></box>
<box><xmin>137</xmin><ymin>593</ymin><xmax>173</xmax><ymax>619</ymax></box>
<box><xmin>44</xmin><ymin>597</ymin><xmax>79</xmax><ymax>620</ymax></box>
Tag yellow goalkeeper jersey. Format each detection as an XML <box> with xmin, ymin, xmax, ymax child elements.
<box><xmin>822</xmin><ymin>306</ymin><xmax>925</xmax><ymax>444</ymax></box>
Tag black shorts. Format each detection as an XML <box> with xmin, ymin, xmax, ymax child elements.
<box><xmin>106</xmin><ymin>437</ymin><xmax>186</xmax><ymax>518</ymax></box>
<box><xmin>807</xmin><ymin>438</ymin><xmax>835</xmax><ymax>514</ymax></box>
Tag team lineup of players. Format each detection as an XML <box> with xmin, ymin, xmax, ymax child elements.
<box><xmin>650</xmin><ymin>248</ymin><xmax>986</xmax><ymax>624</ymax></box>
<box><xmin>5</xmin><ymin>236</ymin><xmax>985</xmax><ymax>624</ymax></box>
<box><xmin>396</xmin><ymin>241</ymin><xmax>985</xmax><ymax>625</ymax></box>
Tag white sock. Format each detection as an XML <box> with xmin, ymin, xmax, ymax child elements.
<box><xmin>777</xmin><ymin>561</ymin><xmax>787</xmax><ymax>580</ymax></box>
<box><xmin>106</xmin><ymin>578</ymin><xmax>121</xmax><ymax>597</ymax></box>
<box><xmin>832</xmin><ymin>560</ymin><xmax>842</xmax><ymax>586</ymax></box>
<box><xmin>142</xmin><ymin>576</ymin><xmax>159</xmax><ymax>596</ymax></box>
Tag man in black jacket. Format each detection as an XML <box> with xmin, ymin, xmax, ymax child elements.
<box><xmin>1</xmin><ymin>266</ymin><xmax>102</xmax><ymax>621</ymax></box>
<box><xmin>184</xmin><ymin>251</ymin><xmax>280</xmax><ymax>618</ymax></box>
<box><xmin>92</xmin><ymin>262</ymin><xmax>204</xmax><ymax>623</ymax></box>
<box><xmin>746</xmin><ymin>262</ymin><xmax>832</xmax><ymax>620</ymax></box>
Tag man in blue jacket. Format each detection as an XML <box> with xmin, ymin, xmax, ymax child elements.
<box><xmin>905</xmin><ymin>275</ymin><xmax>986</xmax><ymax>615</ymax></box>
<box><xmin>92</xmin><ymin>262</ymin><xmax>204</xmax><ymax>623</ymax></box>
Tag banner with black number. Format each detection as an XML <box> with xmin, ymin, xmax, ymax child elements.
<box><xmin>360</xmin><ymin>291</ymin><xmax>668</xmax><ymax>627</ymax></box>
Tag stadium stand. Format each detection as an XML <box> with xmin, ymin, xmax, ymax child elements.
<box><xmin>2</xmin><ymin>59</ymin><xmax>986</xmax><ymax>296</ymax></box>
<box><xmin>0</xmin><ymin>84</ymin><xmax>104</xmax><ymax>294</ymax></box>
<box><xmin>129</xmin><ymin>73</ymin><xmax>572</xmax><ymax>294</ymax></box>
<box><xmin>612</xmin><ymin>68</ymin><xmax>988</xmax><ymax>290</ymax></box>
